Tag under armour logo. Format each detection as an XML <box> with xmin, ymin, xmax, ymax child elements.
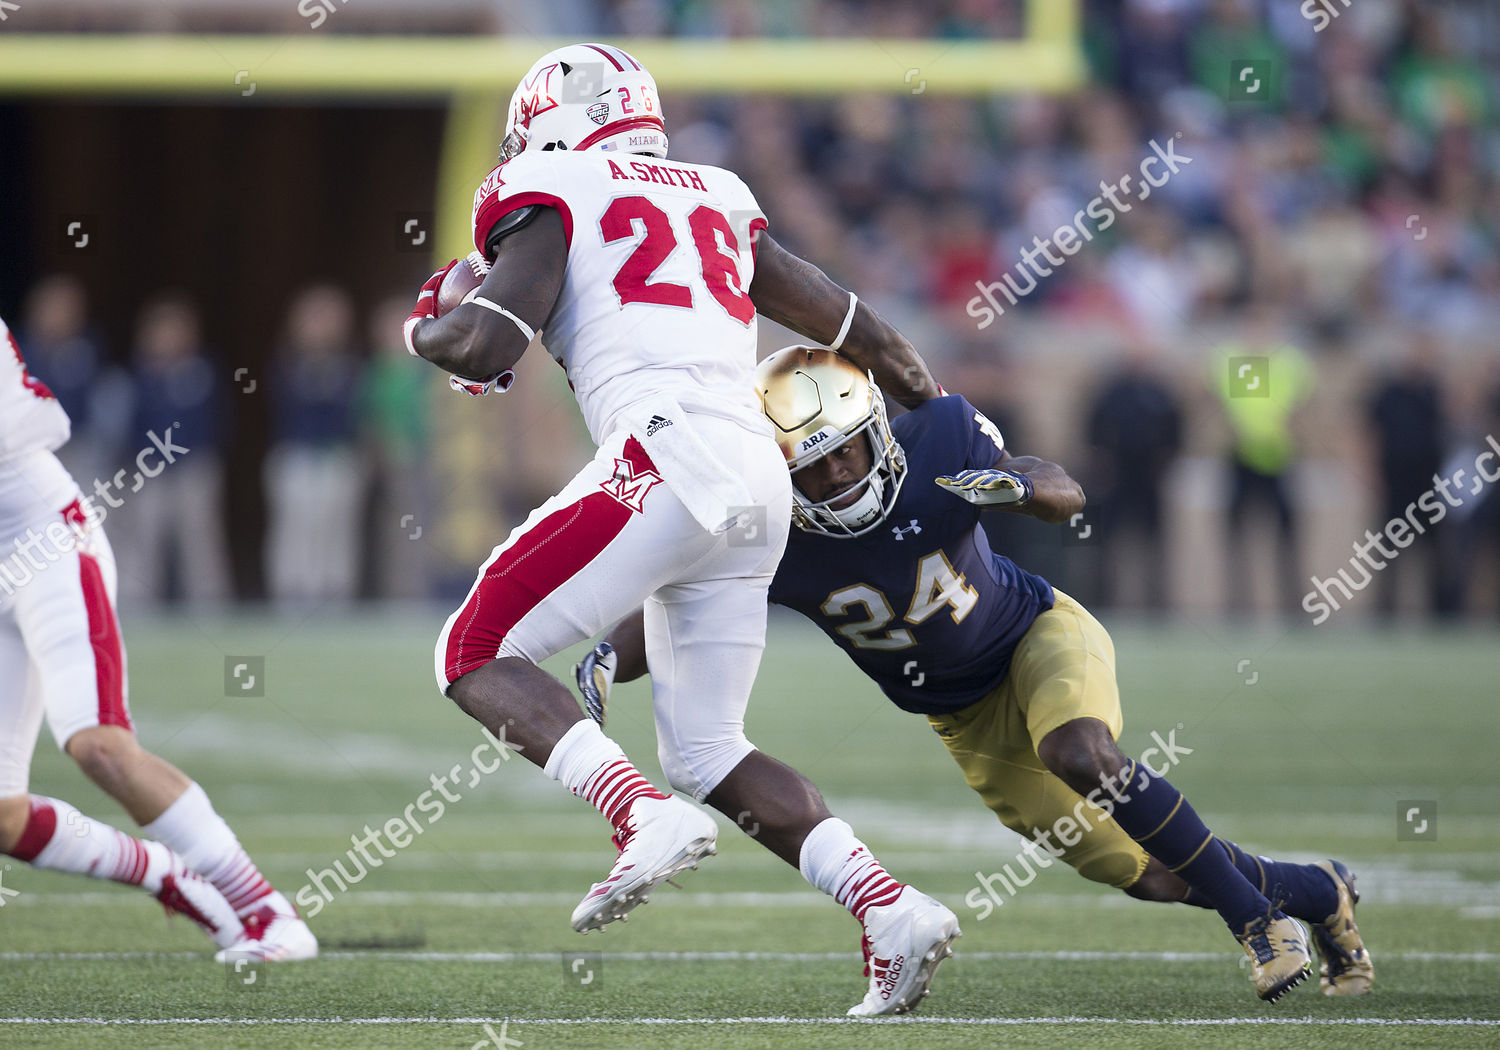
<box><xmin>892</xmin><ymin>520</ymin><xmax>922</xmax><ymax>540</ymax></box>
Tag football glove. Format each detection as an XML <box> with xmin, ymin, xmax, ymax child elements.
<box><xmin>935</xmin><ymin>468</ymin><xmax>1033</xmax><ymax>506</ymax></box>
<box><xmin>404</xmin><ymin>259</ymin><xmax>459</xmax><ymax>357</ymax></box>
<box><xmin>448</xmin><ymin>371</ymin><xmax>515</xmax><ymax>397</ymax></box>
<box><xmin>574</xmin><ymin>642</ymin><xmax>618</xmax><ymax>728</ymax></box>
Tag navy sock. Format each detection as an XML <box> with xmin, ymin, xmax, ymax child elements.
<box><xmin>1105</xmin><ymin>759</ymin><xmax>1269</xmax><ymax>931</ymax></box>
<box><xmin>1184</xmin><ymin>840</ymin><xmax>1339</xmax><ymax>922</ymax></box>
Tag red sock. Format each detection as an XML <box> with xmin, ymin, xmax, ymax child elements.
<box><xmin>835</xmin><ymin>846</ymin><xmax>905</xmax><ymax>921</ymax></box>
<box><xmin>6</xmin><ymin>796</ymin><xmax>169</xmax><ymax>891</ymax></box>
<box><xmin>579</xmin><ymin>759</ymin><xmax>669</xmax><ymax>834</ymax></box>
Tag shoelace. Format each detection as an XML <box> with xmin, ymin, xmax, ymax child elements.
<box><xmin>1243</xmin><ymin>918</ymin><xmax>1275</xmax><ymax>964</ymax></box>
<box><xmin>610</xmin><ymin>824</ymin><xmax>634</xmax><ymax>854</ymax></box>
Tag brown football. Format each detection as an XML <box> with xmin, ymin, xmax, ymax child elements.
<box><xmin>435</xmin><ymin>251</ymin><xmax>489</xmax><ymax>317</ymax></box>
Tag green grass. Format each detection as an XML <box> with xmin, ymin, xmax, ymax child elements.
<box><xmin>2</xmin><ymin>610</ymin><xmax>1498</xmax><ymax>1048</ymax></box>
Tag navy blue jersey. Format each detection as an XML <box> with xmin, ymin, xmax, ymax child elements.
<box><xmin>768</xmin><ymin>395</ymin><xmax>1054</xmax><ymax>715</ymax></box>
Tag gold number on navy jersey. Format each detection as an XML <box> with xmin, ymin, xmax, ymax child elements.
<box><xmin>905</xmin><ymin>550</ymin><xmax>978</xmax><ymax>626</ymax></box>
<box><xmin>821</xmin><ymin>585</ymin><xmax>914</xmax><ymax>651</ymax></box>
<box><xmin>821</xmin><ymin>550</ymin><xmax>977</xmax><ymax>651</ymax></box>
<box><xmin>973</xmin><ymin>410</ymin><xmax>1005</xmax><ymax>456</ymax></box>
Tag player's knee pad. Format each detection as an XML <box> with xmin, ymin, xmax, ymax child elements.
<box><xmin>1073</xmin><ymin>842</ymin><xmax>1151</xmax><ymax>890</ymax></box>
<box><xmin>657</xmin><ymin>731</ymin><xmax>756</xmax><ymax>802</ymax></box>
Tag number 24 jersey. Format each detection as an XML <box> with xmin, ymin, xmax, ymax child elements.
<box><xmin>768</xmin><ymin>395</ymin><xmax>1056</xmax><ymax>715</ymax></box>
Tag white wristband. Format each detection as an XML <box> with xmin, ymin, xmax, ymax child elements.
<box><xmin>468</xmin><ymin>295</ymin><xmax>537</xmax><ymax>344</ymax></box>
<box><xmin>828</xmin><ymin>292</ymin><xmax>858</xmax><ymax>351</ymax></box>
<box><xmin>403</xmin><ymin>316</ymin><xmax>425</xmax><ymax>358</ymax></box>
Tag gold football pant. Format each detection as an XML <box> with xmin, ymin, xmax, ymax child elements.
<box><xmin>926</xmin><ymin>589</ymin><xmax>1149</xmax><ymax>889</ymax></box>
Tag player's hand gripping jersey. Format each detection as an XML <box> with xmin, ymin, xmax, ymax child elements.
<box><xmin>768</xmin><ymin>396</ymin><xmax>1055</xmax><ymax>714</ymax></box>
<box><xmin>471</xmin><ymin>148</ymin><xmax>769</xmax><ymax>446</ymax></box>
<box><xmin>0</xmin><ymin>316</ymin><xmax>81</xmax><ymax>538</ymax></box>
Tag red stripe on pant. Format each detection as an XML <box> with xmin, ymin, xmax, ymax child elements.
<box><xmin>78</xmin><ymin>550</ymin><xmax>132</xmax><ymax>732</ymax></box>
<box><xmin>442</xmin><ymin>438</ymin><xmax>655</xmax><ymax>686</ymax></box>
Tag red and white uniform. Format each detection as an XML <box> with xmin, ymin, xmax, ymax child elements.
<box><xmin>0</xmin><ymin>315</ymin><xmax>131</xmax><ymax>797</ymax></box>
<box><xmin>469</xmin><ymin>148</ymin><xmax>769</xmax><ymax>443</ymax></box>
<box><xmin>438</xmin><ymin>150</ymin><xmax>791</xmax><ymax>799</ymax></box>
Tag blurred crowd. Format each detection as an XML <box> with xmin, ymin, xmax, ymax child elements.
<box><xmin>12</xmin><ymin>0</ymin><xmax>1499</xmax><ymax>619</ymax></box>
<box><xmin>640</xmin><ymin>0</ymin><xmax>1497</xmax><ymax>619</ymax></box>
<box><xmin>15</xmin><ymin>275</ymin><xmax>430</xmax><ymax>608</ymax></box>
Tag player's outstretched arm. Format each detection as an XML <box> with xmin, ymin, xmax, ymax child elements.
<box><xmin>936</xmin><ymin>451</ymin><xmax>1085</xmax><ymax>525</ymax></box>
<box><xmin>994</xmin><ymin>452</ymin><xmax>1085</xmax><ymax>525</ymax></box>
<box><xmin>749</xmin><ymin>232</ymin><xmax>940</xmax><ymax>408</ymax></box>
<box><xmin>410</xmin><ymin>208</ymin><xmax>568</xmax><ymax>379</ymax></box>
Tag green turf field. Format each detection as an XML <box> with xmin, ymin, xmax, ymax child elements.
<box><xmin>2</xmin><ymin>610</ymin><xmax>1497</xmax><ymax>1048</ymax></box>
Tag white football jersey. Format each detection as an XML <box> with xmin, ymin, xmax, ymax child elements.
<box><xmin>0</xmin><ymin>314</ymin><xmax>80</xmax><ymax>537</ymax></box>
<box><xmin>471</xmin><ymin>149</ymin><xmax>769</xmax><ymax>445</ymax></box>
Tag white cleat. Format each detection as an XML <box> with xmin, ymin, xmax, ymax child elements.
<box><xmin>214</xmin><ymin>892</ymin><xmax>318</xmax><ymax>963</ymax></box>
<box><xmin>156</xmin><ymin>867</ymin><xmax>244</xmax><ymax>950</ymax></box>
<box><xmin>570</xmin><ymin>795</ymin><xmax>717</xmax><ymax>933</ymax></box>
<box><xmin>847</xmin><ymin>886</ymin><xmax>961</xmax><ymax>1017</ymax></box>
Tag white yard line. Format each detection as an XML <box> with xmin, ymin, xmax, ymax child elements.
<box><xmin>1</xmin><ymin>1016</ymin><xmax>1497</xmax><ymax>1027</ymax></box>
<box><xmin>4</xmin><ymin>949</ymin><xmax>1498</xmax><ymax>963</ymax></box>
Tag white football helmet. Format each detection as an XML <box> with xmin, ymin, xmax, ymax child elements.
<box><xmin>755</xmin><ymin>346</ymin><xmax>907</xmax><ymax>539</ymax></box>
<box><xmin>499</xmin><ymin>43</ymin><xmax>668</xmax><ymax>162</ymax></box>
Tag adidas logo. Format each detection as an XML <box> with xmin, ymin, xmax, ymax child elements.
<box><xmin>645</xmin><ymin>415</ymin><xmax>673</xmax><ymax>436</ymax></box>
<box><xmin>875</xmin><ymin>953</ymin><xmax>905</xmax><ymax>998</ymax></box>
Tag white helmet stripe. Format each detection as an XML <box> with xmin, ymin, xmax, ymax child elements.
<box><xmin>605</xmin><ymin>44</ymin><xmax>643</xmax><ymax>71</ymax></box>
<box><xmin>583</xmin><ymin>43</ymin><xmax>627</xmax><ymax>72</ymax></box>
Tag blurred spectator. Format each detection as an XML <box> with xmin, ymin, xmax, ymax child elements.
<box><xmin>357</xmin><ymin>297</ymin><xmax>431</xmax><ymax>601</ymax></box>
<box><xmin>1366</xmin><ymin>330</ymin><xmax>1460</xmax><ymax>619</ymax></box>
<box><xmin>113</xmin><ymin>293</ymin><xmax>232</xmax><ymax>607</ymax></box>
<box><xmin>1104</xmin><ymin>209</ymin><xmax>1202</xmax><ymax>338</ymax></box>
<box><xmin>1457</xmin><ymin>371</ymin><xmax>1500</xmax><ymax>617</ymax></box>
<box><xmin>263</xmin><ymin>286</ymin><xmax>366</xmax><ymax>606</ymax></box>
<box><xmin>15</xmin><ymin>0</ymin><xmax>1496</xmax><ymax>617</ymax></box>
<box><xmin>1213</xmin><ymin>303</ymin><xmax>1315</xmax><ymax>617</ymax></box>
<box><xmin>1085</xmin><ymin>337</ymin><xmax>1183</xmax><ymax>612</ymax></box>
<box><xmin>17</xmin><ymin>275</ymin><xmax>129</xmax><ymax>483</ymax></box>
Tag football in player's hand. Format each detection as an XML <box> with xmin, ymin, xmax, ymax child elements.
<box><xmin>435</xmin><ymin>252</ymin><xmax>489</xmax><ymax>317</ymax></box>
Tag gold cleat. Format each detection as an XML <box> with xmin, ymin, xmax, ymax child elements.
<box><xmin>1311</xmin><ymin>860</ymin><xmax>1374</xmax><ymax>996</ymax></box>
<box><xmin>1236</xmin><ymin>911</ymin><xmax>1312</xmax><ymax>1003</ymax></box>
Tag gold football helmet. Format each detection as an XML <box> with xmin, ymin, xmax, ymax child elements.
<box><xmin>754</xmin><ymin>346</ymin><xmax>907</xmax><ymax>538</ymax></box>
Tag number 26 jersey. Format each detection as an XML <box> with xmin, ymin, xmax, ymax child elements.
<box><xmin>471</xmin><ymin>149</ymin><xmax>769</xmax><ymax>446</ymax></box>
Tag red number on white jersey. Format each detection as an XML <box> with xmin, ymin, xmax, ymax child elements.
<box><xmin>599</xmin><ymin>196</ymin><xmax>756</xmax><ymax>326</ymax></box>
<box><xmin>599</xmin><ymin>196</ymin><xmax>693</xmax><ymax>309</ymax></box>
<box><xmin>7</xmin><ymin>329</ymin><xmax>55</xmax><ymax>401</ymax></box>
<box><xmin>688</xmin><ymin>205</ymin><xmax>755</xmax><ymax>324</ymax></box>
